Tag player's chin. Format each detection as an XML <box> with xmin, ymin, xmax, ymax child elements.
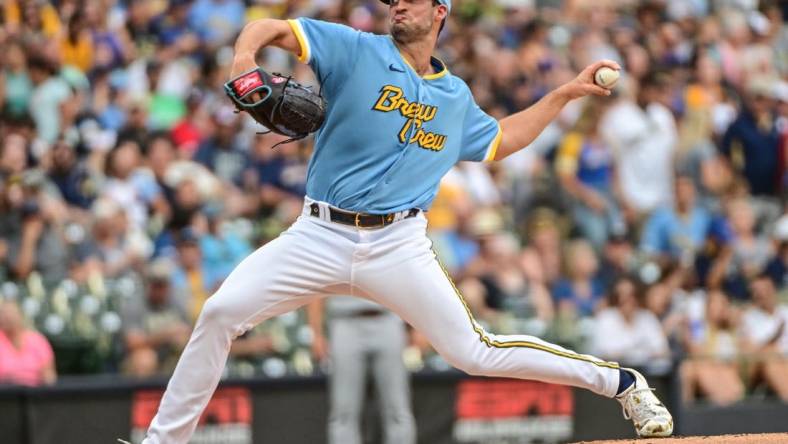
<box><xmin>391</xmin><ymin>23</ymin><xmax>429</xmax><ymax>44</ymax></box>
<box><xmin>391</xmin><ymin>24</ymin><xmax>411</xmax><ymax>42</ymax></box>
<box><xmin>391</xmin><ymin>23</ymin><xmax>407</xmax><ymax>34</ymax></box>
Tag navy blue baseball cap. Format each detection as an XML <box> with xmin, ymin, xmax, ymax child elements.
<box><xmin>380</xmin><ymin>0</ymin><xmax>451</xmax><ymax>14</ymax></box>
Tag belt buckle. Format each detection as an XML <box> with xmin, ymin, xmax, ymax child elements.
<box><xmin>355</xmin><ymin>212</ymin><xmax>390</xmax><ymax>229</ymax></box>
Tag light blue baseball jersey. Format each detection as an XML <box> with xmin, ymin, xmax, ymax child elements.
<box><xmin>288</xmin><ymin>18</ymin><xmax>502</xmax><ymax>214</ymax></box>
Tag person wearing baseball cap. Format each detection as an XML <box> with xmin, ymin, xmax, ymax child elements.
<box><xmin>384</xmin><ymin>0</ymin><xmax>451</xmax><ymax>10</ymax></box>
<box><xmin>379</xmin><ymin>0</ymin><xmax>451</xmax><ymax>33</ymax></box>
<box><xmin>141</xmin><ymin>0</ymin><xmax>672</xmax><ymax>438</ymax></box>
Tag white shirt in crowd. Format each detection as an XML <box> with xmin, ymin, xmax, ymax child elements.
<box><xmin>591</xmin><ymin>308</ymin><xmax>671</xmax><ymax>367</ymax></box>
<box><xmin>442</xmin><ymin>164</ymin><xmax>500</xmax><ymax>207</ymax></box>
<box><xmin>600</xmin><ymin>100</ymin><xmax>677</xmax><ymax>213</ymax></box>
<box><xmin>741</xmin><ymin>305</ymin><xmax>788</xmax><ymax>356</ymax></box>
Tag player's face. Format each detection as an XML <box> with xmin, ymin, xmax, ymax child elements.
<box><xmin>389</xmin><ymin>0</ymin><xmax>442</xmax><ymax>43</ymax></box>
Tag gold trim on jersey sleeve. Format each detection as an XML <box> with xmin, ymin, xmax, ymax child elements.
<box><xmin>287</xmin><ymin>19</ymin><xmax>310</xmax><ymax>63</ymax></box>
<box><xmin>484</xmin><ymin>122</ymin><xmax>503</xmax><ymax>162</ymax></box>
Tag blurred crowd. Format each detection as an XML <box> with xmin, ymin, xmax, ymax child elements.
<box><xmin>0</xmin><ymin>0</ymin><xmax>787</xmax><ymax>407</ymax></box>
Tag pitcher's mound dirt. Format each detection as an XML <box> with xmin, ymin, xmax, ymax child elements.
<box><xmin>573</xmin><ymin>433</ymin><xmax>788</xmax><ymax>444</ymax></box>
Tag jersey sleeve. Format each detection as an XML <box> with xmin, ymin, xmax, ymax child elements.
<box><xmin>287</xmin><ymin>18</ymin><xmax>361</xmax><ymax>93</ymax></box>
<box><xmin>459</xmin><ymin>97</ymin><xmax>503</xmax><ymax>162</ymax></box>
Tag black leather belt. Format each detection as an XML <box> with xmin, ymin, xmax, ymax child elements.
<box><xmin>309</xmin><ymin>202</ymin><xmax>419</xmax><ymax>228</ymax></box>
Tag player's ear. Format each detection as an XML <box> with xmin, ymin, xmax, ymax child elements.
<box><xmin>434</xmin><ymin>5</ymin><xmax>448</xmax><ymax>23</ymax></box>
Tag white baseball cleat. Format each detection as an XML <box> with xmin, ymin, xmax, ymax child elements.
<box><xmin>615</xmin><ymin>368</ymin><xmax>673</xmax><ymax>438</ymax></box>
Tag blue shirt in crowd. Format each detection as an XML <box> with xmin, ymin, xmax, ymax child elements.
<box><xmin>640</xmin><ymin>206</ymin><xmax>712</xmax><ymax>259</ymax></box>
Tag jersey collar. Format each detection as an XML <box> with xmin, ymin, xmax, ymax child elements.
<box><xmin>388</xmin><ymin>36</ymin><xmax>449</xmax><ymax>80</ymax></box>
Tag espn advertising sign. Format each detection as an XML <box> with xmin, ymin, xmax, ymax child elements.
<box><xmin>131</xmin><ymin>387</ymin><xmax>252</xmax><ymax>444</ymax></box>
<box><xmin>453</xmin><ymin>379</ymin><xmax>573</xmax><ymax>443</ymax></box>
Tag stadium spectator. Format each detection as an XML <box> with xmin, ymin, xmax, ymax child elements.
<box><xmin>677</xmin><ymin>53</ymin><xmax>737</xmax><ymax>205</ymax></box>
<box><xmin>3</xmin><ymin>0</ymin><xmax>61</xmax><ymax>39</ymax></box>
<box><xmin>765</xmin><ymin>214</ymin><xmax>788</xmax><ymax>288</ymax></box>
<box><xmin>60</xmin><ymin>9</ymin><xmax>93</xmax><ymax>74</ymax></box>
<box><xmin>163</xmin><ymin>162</ymin><xmax>215</xmax><ymax>233</ymax></box>
<box><xmin>721</xmin><ymin>77</ymin><xmax>781</xmax><ymax>198</ymax></box>
<box><xmin>47</xmin><ymin>138</ymin><xmax>99</xmax><ymax>210</ymax></box>
<box><xmin>600</xmin><ymin>71</ymin><xmax>678</xmax><ymax>220</ymax></box>
<box><xmin>681</xmin><ymin>290</ymin><xmax>744</xmax><ymax>406</ymax></box>
<box><xmin>708</xmin><ymin>197</ymin><xmax>773</xmax><ymax>299</ymax></box>
<box><xmin>679</xmin><ymin>53</ymin><xmax>735</xmax><ymax>153</ymax></box>
<box><xmin>192</xmin><ymin>205</ymin><xmax>252</xmax><ymax>281</ymax></box>
<box><xmin>727</xmin><ymin>197</ymin><xmax>767</xmax><ymax>263</ymax></box>
<box><xmin>151</xmin><ymin>0</ymin><xmax>200</xmax><ymax>57</ymax></box>
<box><xmin>552</xmin><ymin>239</ymin><xmax>606</xmax><ymax>318</ymax></box>
<box><xmin>522</xmin><ymin>208</ymin><xmax>564</xmax><ymax>287</ymax></box>
<box><xmin>193</xmin><ymin>105</ymin><xmax>249</xmax><ymax>187</ymax></box>
<box><xmin>556</xmin><ymin>98</ymin><xmax>622</xmax><ymax>249</ymax></box>
<box><xmin>28</xmin><ymin>54</ymin><xmax>71</xmax><ymax>144</ymax></box>
<box><xmin>141</xmin><ymin>60</ymin><xmax>189</xmax><ymax>131</ymax></box>
<box><xmin>590</xmin><ymin>276</ymin><xmax>670</xmax><ymax>370</ymax></box>
<box><xmin>641</xmin><ymin>175</ymin><xmax>712</xmax><ymax>264</ymax></box>
<box><xmin>741</xmin><ymin>273</ymin><xmax>788</xmax><ymax>401</ymax></box>
<box><xmin>247</xmin><ymin>132</ymin><xmax>308</xmax><ymax>213</ymax></box>
<box><xmin>513</xmin><ymin>247</ymin><xmax>555</xmax><ymax>329</ymax></box>
<box><xmin>778</xmin><ymin>81</ymin><xmax>788</xmax><ymax>151</ymax></box>
<box><xmin>85</xmin><ymin>1</ymin><xmax>132</xmax><ymax>72</ymax></box>
<box><xmin>118</xmin><ymin>100</ymin><xmax>151</xmax><ymax>148</ymax></box>
<box><xmin>644</xmin><ymin>275</ymin><xmax>685</xmax><ymax>342</ymax></box>
<box><xmin>0</xmin><ymin>132</ymin><xmax>29</xmax><ymax>178</ymax></box>
<box><xmin>0</xmin><ymin>170</ymin><xmax>72</xmax><ymax>284</ymax></box>
<box><xmin>124</xmin><ymin>0</ymin><xmax>157</xmax><ymax>49</ymax></box>
<box><xmin>105</xmin><ymin>137</ymin><xmax>169</xmax><ymax>231</ymax></box>
<box><xmin>144</xmin><ymin>131</ymin><xmax>178</xmax><ymax>204</ymax></box>
<box><xmin>170</xmin><ymin>228</ymin><xmax>221</xmax><ymax>324</ymax></box>
<box><xmin>425</xmin><ymin>177</ymin><xmax>478</xmax><ymax>276</ymax></box>
<box><xmin>464</xmin><ymin>225</ymin><xmax>554</xmax><ymax>334</ymax></box>
<box><xmin>0</xmin><ymin>39</ymin><xmax>33</xmax><ymax>118</ymax></box>
<box><xmin>122</xmin><ymin>260</ymin><xmax>191</xmax><ymax>378</ymax></box>
<box><xmin>597</xmin><ymin>231</ymin><xmax>636</xmax><ymax>290</ymax></box>
<box><xmin>0</xmin><ymin>300</ymin><xmax>56</xmax><ymax>386</ymax></box>
<box><xmin>170</xmin><ymin>89</ymin><xmax>207</xmax><ymax>156</ymax></box>
<box><xmin>188</xmin><ymin>0</ymin><xmax>245</xmax><ymax>47</ymax></box>
<box><xmin>83</xmin><ymin>197</ymin><xmax>152</xmax><ymax>278</ymax></box>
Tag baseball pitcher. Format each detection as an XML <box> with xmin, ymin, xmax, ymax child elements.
<box><xmin>139</xmin><ymin>0</ymin><xmax>673</xmax><ymax>442</ymax></box>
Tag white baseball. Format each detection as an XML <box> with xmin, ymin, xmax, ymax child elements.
<box><xmin>594</xmin><ymin>67</ymin><xmax>620</xmax><ymax>88</ymax></box>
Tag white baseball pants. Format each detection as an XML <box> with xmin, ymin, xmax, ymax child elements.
<box><xmin>142</xmin><ymin>198</ymin><xmax>621</xmax><ymax>444</ymax></box>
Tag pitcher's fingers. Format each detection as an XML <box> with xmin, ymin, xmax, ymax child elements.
<box><xmin>586</xmin><ymin>84</ymin><xmax>612</xmax><ymax>96</ymax></box>
<box><xmin>591</xmin><ymin>59</ymin><xmax>621</xmax><ymax>71</ymax></box>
